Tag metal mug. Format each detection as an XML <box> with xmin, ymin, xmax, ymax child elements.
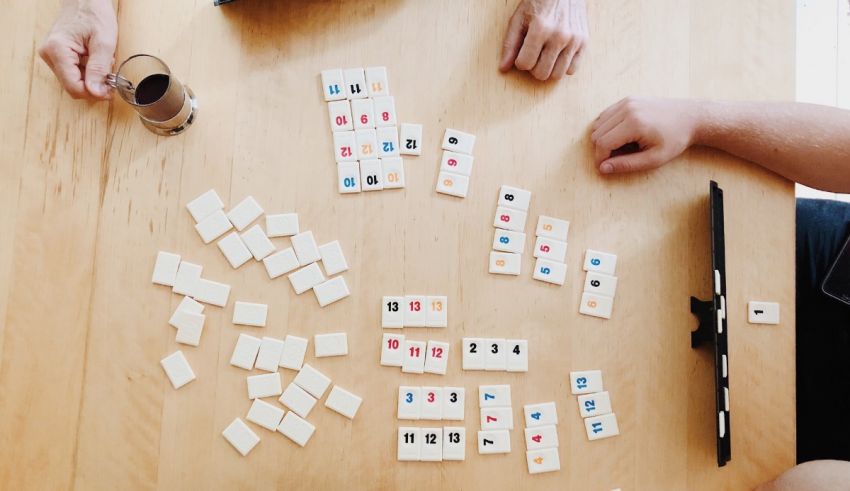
<box><xmin>106</xmin><ymin>54</ymin><xmax>197</xmax><ymax>136</ymax></box>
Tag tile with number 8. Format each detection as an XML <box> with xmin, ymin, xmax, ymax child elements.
<box><xmin>498</xmin><ymin>185</ymin><xmax>532</xmax><ymax>212</ymax></box>
<box><xmin>372</xmin><ymin>96</ymin><xmax>397</xmax><ymax>127</ymax></box>
<box><xmin>489</xmin><ymin>251</ymin><xmax>522</xmax><ymax>276</ymax></box>
<box><xmin>493</xmin><ymin>229</ymin><xmax>526</xmax><ymax>254</ymax></box>
<box><xmin>494</xmin><ymin>206</ymin><xmax>528</xmax><ymax>232</ymax></box>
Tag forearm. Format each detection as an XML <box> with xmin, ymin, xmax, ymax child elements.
<box><xmin>693</xmin><ymin>101</ymin><xmax>850</xmax><ymax>193</ymax></box>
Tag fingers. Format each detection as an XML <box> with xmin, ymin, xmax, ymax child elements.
<box><xmin>514</xmin><ymin>19</ymin><xmax>548</xmax><ymax>71</ymax></box>
<box><xmin>531</xmin><ymin>42</ymin><xmax>564</xmax><ymax>81</ymax></box>
<box><xmin>590</xmin><ymin>107</ymin><xmax>626</xmax><ymax>144</ymax></box>
<box><xmin>592</xmin><ymin>98</ymin><xmax>629</xmax><ymax>131</ymax></box>
<box><xmin>593</xmin><ymin>120</ymin><xmax>641</xmax><ymax>165</ymax></box>
<box><xmin>549</xmin><ymin>42</ymin><xmax>577</xmax><ymax>81</ymax></box>
<box><xmin>599</xmin><ymin>148</ymin><xmax>665</xmax><ymax>174</ymax></box>
<box><xmin>499</xmin><ymin>11</ymin><xmax>526</xmax><ymax>72</ymax></box>
<box><xmin>83</xmin><ymin>34</ymin><xmax>115</xmax><ymax>100</ymax></box>
<box><xmin>566</xmin><ymin>46</ymin><xmax>584</xmax><ymax>75</ymax></box>
<box><xmin>38</xmin><ymin>38</ymin><xmax>87</xmax><ymax>99</ymax></box>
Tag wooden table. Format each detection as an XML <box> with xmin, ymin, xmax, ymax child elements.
<box><xmin>0</xmin><ymin>1</ymin><xmax>796</xmax><ymax>489</ymax></box>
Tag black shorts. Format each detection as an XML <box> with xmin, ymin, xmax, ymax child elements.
<box><xmin>796</xmin><ymin>198</ymin><xmax>850</xmax><ymax>462</ymax></box>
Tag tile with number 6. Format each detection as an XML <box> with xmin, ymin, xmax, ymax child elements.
<box><xmin>351</xmin><ymin>98</ymin><xmax>375</xmax><ymax>130</ymax></box>
<box><xmin>436</xmin><ymin>171</ymin><xmax>470</xmax><ymax>198</ymax></box>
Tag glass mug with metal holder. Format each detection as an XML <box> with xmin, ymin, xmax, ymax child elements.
<box><xmin>106</xmin><ymin>54</ymin><xmax>197</xmax><ymax>136</ymax></box>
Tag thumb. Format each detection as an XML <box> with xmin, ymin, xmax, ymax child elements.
<box><xmin>598</xmin><ymin>148</ymin><xmax>666</xmax><ymax>174</ymax></box>
<box><xmin>84</xmin><ymin>35</ymin><xmax>115</xmax><ymax>99</ymax></box>
<box><xmin>499</xmin><ymin>12</ymin><xmax>525</xmax><ymax>72</ymax></box>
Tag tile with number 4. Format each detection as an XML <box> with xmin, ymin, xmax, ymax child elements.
<box><xmin>523</xmin><ymin>402</ymin><xmax>558</xmax><ymax>427</ymax></box>
<box><xmin>524</xmin><ymin>425</ymin><xmax>559</xmax><ymax>450</ymax></box>
<box><xmin>420</xmin><ymin>387</ymin><xmax>443</xmax><ymax>420</ymax></box>
<box><xmin>401</xmin><ymin>340</ymin><xmax>426</xmax><ymax>374</ymax></box>
<box><xmin>506</xmin><ymin>339</ymin><xmax>528</xmax><ymax>372</ymax></box>
<box><xmin>359</xmin><ymin>159</ymin><xmax>384</xmax><ymax>191</ymax></box>
<box><xmin>442</xmin><ymin>387</ymin><xmax>465</xmax><ymax>421</ymax></box>
<box><xmin>526</xmin><ymin>448</ymin><xmax>561</xmax><ymax>474</ymax></box>
<box><xmin>424</xmin><ymin>340</ymin><xmax>450</xmax><ymax>375</ymax></box>
<box><xmin>577</xmin><ymin>391</ymin><xmax>612</xmax><ymax>418</ymax></box>
<box><xmin>399</xmin><ymin>123</ymin><xmax>422</xmax><ymax>156</ymax></box>
<box><xmin>403</xmin><ymin>295</ymin><xmax>427</xmax><ymax>327</ymax></box>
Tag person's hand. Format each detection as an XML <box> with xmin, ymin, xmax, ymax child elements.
<box><xmin>38</xmin><ymin>0</ymin><xmax>118</xmax><ymax>100</ymax></box>
<box><xmin>591</xmin><ymin>97</ymin><xmax>703</xmax><ymax>174</ymax></box>
<box><xmin>499</xmin><ymin>0</ymin><xmax>588</xmax><ymax>81</ymax></box>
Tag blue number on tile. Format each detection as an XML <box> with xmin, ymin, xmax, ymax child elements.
<box><xmin>576</xmin><ymin>377</ymin><xmax>587</xmax><ymax>389</ymax></box>
<box><xmin>531</xmin><ymin>412</ymin><xmax>541</xmax><ymax>420</ymax></box>
<box><xmin>405</xmin><ymin>392</ymin><xmax>413</xmax><ymax>403</ymax></box>
<box><xmin>343</xmin><ymin>177</ymin><xmax>356</xmax><ymax>188</ymax></box>
<box><xmin>499</xmin><ymin>236</ymin><xmax>509</xmax><ymax>244</ymax></box>
<box><xmin>584</xmin><ymin>400</ymin><xmax>596</xmax><ymax>412</ymax></box>
<box><xmin>383</xmin><ymin>142</ymin><xmax>394</xmax><ymax>152</ymax></box>
<box><xmin>540</xmin><ymin>267</ymin><xmax>551</xmax><ymax>274</ymax></box>
<box><xmin>591</xmin><ymin>258</ymin><xmax>601</xmax><ymax>266</ymax></box>
<box><xmin>484</xmin><ymin>393</ymin><xmax>495</xmax><ymax>400</ymax></box>
<box><xmin>328</xmin><ymin>84</ymin><xmax>341</xmax><ymax>96</ymax></box>
<box><xmin>591</xmin><ymin>422</ymin><xmax>603</xmax><ymax>434</ymax></box>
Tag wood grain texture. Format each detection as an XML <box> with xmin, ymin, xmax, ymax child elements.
<box><xmin>0</xmin><ymin>0</ymin><xmax>795</xmax><ymax>489</ymax></box>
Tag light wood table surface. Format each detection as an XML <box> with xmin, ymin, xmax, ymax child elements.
<box><xmin>0</xmin><ymin>1</ymin><xmax>797</xmax><ymax>489</ymax></box>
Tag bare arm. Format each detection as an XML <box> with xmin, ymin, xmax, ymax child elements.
<box><xmin>590</xmin><ymin>98</ymin><xmax>850</xmax><ymax>193</ymax></box>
